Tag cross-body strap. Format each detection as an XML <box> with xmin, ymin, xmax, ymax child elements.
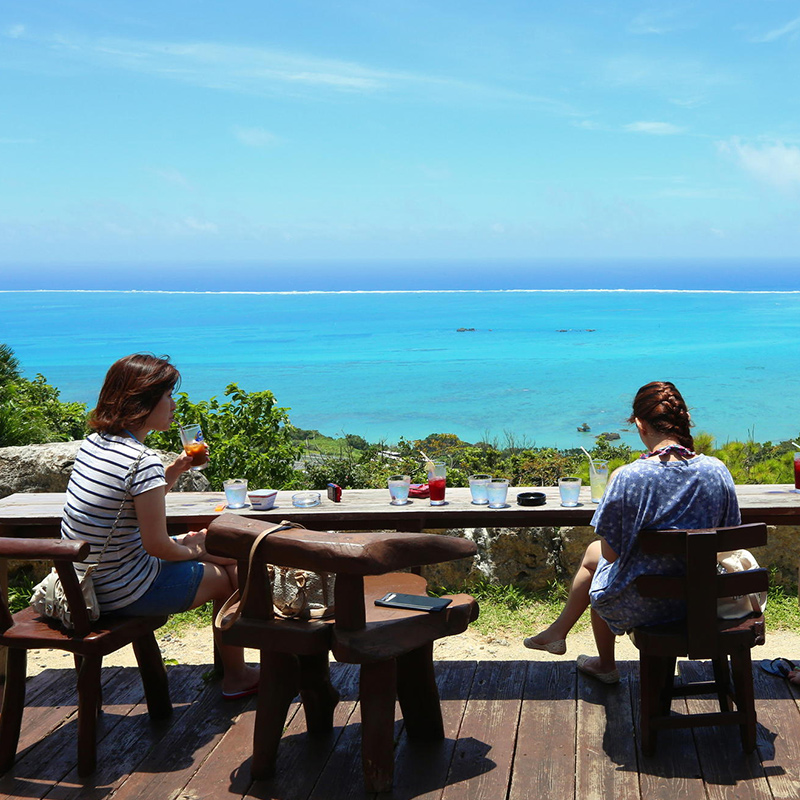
<box><xmin>214</xmin><ymin>520</ymin><xmax>305</xmax><ymax>631</ymax></box>
<box><xmin>82</xmin><ymin>446</ymin><xmax>147</xmax><ymax>584</ymax></box>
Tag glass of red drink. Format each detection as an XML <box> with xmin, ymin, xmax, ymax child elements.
<box><xmin>428</xmin><ymin>462</ymin><xmax>447</xmax><ymax>506</ymax></box>
<box><xmin>794</xmin><ymin>451</ymin><xmax>800</xmax><ymax>491</ymax></box>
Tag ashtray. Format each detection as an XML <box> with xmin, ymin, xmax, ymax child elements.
<box><xmin>292</xmin><ymin>491</ymin><xmax>321</xmax><ymax>508</ymax></box>
<box><xmin>517</xmin><ymin>491</ymin><xmax>546</xmax><ymax>507</ymax></box>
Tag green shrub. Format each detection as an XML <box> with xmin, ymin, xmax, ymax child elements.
<box><xmin>148</xmin><ymin>383</ymin><xmax>303</xmax><ymax>491</ymax></box>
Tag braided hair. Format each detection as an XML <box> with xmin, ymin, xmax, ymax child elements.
<box><xmin>627</xmin><ymin>381</ymin><xmax>694</xmax><ymax>450</ymax></box>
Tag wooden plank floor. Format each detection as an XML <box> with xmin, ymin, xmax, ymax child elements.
<box><xmin>2</xmin><ymin>658</ymin><xmax>800</xmax><ymax>800</ymax></box>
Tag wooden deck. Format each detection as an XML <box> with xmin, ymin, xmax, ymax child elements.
<box><xmin>3</xmin><ymin>657</ymin><xmax>800</xmax><ymax>800</ymax></box>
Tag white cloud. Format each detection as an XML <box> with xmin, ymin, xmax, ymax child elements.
<box><xmin>627</xmin><ymin>10</ymin><xmax>683</xmax><ymax>35</ymax></box>
<box><xmin>752</xmin><ymin>16</ymin><xmax>800</xmax><ymax>43</ymax></box>
<box><xmin>145</xmin><ymin>166</ymin><xmax>192</xmax><ymax>188</ymax></box>
<box><xmin>718</xmin><ymin>138</ymin><xmax>800</xmax><ymax>189</ymax></box>
<box><xmin>183</xmin><ymin>217</ymin><xmax>217</xmax><ymax>233</ymax></box>
<box><xmin>15</xmin><ymin>30</ymin><xmax>577</xmax><ymax>114</ymax></box>
<box><xmin>5</xmin><ymin>24</ymin><xmax>25</xmax><ymax>39</ymax></box>
<box><xmin>233</xmin><ymin>126</ymin><xmax>279</xmax><ymax>147</ymax></box>
<box><xmin>624</xmin><ymin>121</ymin><xmax>685</xmax><ymax>135</ymax></box>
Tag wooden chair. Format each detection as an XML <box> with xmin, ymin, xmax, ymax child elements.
<box><xmin>206</xmin><ymin>513</ymin><xmax>479</xmax><ymax>793</ymax></box>
<box><xmin>630</xmin><ymin>522</ymin><xmax>768</xmax><ymax>755</ymax></box>
<box><xmin>0</xmin><ymin>538</ymin><xmax>172</xmax><ymax>776</ymax></box>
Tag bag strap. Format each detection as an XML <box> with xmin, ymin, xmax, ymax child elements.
<box><xmin>82</xmin><ymin>445</ymin><xmax>147</xmax><ymax>585</ymax></box>
<box><xmin>215</xmin><ymin>520</ymin><xmax>305</xmax><ymax>631</ymax></box>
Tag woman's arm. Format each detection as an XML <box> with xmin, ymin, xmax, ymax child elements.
<box><xmin>134</xmin><ymin>487</ymin><xmax>205</xmax><ymax>561</ymax></box>
<box><xmin>162</xmin><ymin>450</ymin><xmax>199</xmax><ymax>492</ymax></box>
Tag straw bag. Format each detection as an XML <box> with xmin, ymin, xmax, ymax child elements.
<box><xmin>30</xmin><ymin>447</ymin><xmax>146</xmax><ymax>630</ymax></box>
<box><xmin>716</xmin><ymin>549</ymin><xmax>767</xmax><ymax>620</ymax></box>
<box><xmin>216</xmin><ymin>521</ymin><xmax>335</xmax><ymax>631</ymax></box>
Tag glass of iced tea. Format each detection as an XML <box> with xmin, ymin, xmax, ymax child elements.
<box><xmin>179</xmin><ymin>424</ymin><xmax>208</xmax><ymax>470</ymax></box>
<box><xmin>428</xmin><ymin>462</ymin><xmax>447</xmax><ymax>506</ymax></box>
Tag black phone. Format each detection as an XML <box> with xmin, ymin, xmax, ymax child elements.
<box><xmin>374</xmin><ymin>592</ymin><xmax>451</xmax><ymax>612</ymax></box>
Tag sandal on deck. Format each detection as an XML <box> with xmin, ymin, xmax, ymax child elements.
<box><xmin>760</xmin><ymin>658</ymin><xmax>797</xmax><ymax>678</ymax></box>
<box><xmin>576</xmin><ymin>654</ymin><xmax>620</xmax><ymax>685</ymax></box>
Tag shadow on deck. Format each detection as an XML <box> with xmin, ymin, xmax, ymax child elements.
<box><xmin>2</xmin><ymin>657</ymin><xmax>800</xmax><ymax>799</ymax></box>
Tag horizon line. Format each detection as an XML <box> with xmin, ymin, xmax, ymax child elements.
<box><xmin>2</xmin><ymin>288</ymin><xmax>800</xmax><ymax>296</ymax></box>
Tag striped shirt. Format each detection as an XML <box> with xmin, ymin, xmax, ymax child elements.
<box><xmin>61</xmin><ymin>432</ymin><xmax>166</xmax><ymax>611</ymax></box>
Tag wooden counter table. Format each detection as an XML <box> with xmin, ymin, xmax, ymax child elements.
<box><xmin>2</xmin><ymin>484</ymin><xmax>800</xmax><ymax>536</ymax></box>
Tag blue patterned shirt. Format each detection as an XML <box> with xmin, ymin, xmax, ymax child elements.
<box><xmin>588</xmin><ymin>454</ymin><xmax>740</xmax><ymax>634</ymax></box>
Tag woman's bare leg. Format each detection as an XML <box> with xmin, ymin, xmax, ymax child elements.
<box><xmin>575</xmin><ymin>610</ymin><xmax>617</xmax><ymax>675</ymax></box>
<box><xmin>191</xmin><ymin>563</ymin><xmax>259</xmax><ymax>695</ymax></box>
<box><xmin>525</xmin><ymin>540</ymin><xmax>603</xmax><ymax>647</ymax></box>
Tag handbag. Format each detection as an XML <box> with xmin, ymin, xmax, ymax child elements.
<box><xmin>716</xmin><ymin>548</ymin><xmax>767</xmax><ymax>620</ymax></box>
<box><xmin>30</xmin><ymin>446</ymin><xmax>146</xmax><ymax>630</ymax></box>
<box><xmin>215</xmin><ymin>520</ymin><xmax>336</xmax><ymax>631</ymax></box>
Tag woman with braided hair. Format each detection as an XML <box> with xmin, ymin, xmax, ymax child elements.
<box><xmin>523</xmin><ymin>381</ymin><xmax>740</xmax><ymax>683</ymax></box>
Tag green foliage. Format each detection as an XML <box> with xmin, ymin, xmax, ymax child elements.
<box><xmin>0</xmin><ymin>344</ymin><xmax>21</xmax><ymax>386</ymax></box>
<box><xmin>8</xmin><ymin>568</ymin><xmax>37</xmax><ymax>614</ymax></box>
<box><xmin>0</xmin><ymin>344</ymin><xmax>88</xmax><ymax>446</ymax></box>
<box><xmin>148</xmin><ymin>383</ymin><xmax>303</xmax><ymax>491</ymax></box>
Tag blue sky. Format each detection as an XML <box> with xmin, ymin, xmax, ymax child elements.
<box><xmin>2</xmin><ymin>1</ymin><xmax>800</xmax><ymax>285</ymax></box>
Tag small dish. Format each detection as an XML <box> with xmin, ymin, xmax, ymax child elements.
<box><xmin>248</xmin><ymin>489</ymin><xmax>278</xmax><ymax>510</ymax></box>
<box><xmin>292</xmin><ymin>491</ymin><xmax>321</xmax><ymax>508</ymax></box>
<box><xmin>517</xmin><ymin>491</ymin><xmax>546</xmax><ymax>507</ymax></box>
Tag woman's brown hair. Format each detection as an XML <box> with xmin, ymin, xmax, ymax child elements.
<box><xmin>628</xmin><ymin>381</ymin><xmax>694</xmax><ymax>450</ymax></box>
<box><xmin>89</xmin><ymin>354</ymin><xmax>180</xmax><ymax>435</ymax></box>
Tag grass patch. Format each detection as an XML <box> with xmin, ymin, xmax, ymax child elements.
<box><xmin>161</xmin><ymin>602</ymin><xmax>214</xmax><ymax>635</ymax></box>
<box><xmin>764</xmin><ymin>582</ymin><xmax>800</xmax><ymax>631</ymax></box>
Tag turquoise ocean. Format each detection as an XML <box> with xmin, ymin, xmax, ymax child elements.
<box><xmin>2</xmin><ymin>289</ymin><xmax>800</xmax><ymax>450</ymax></box>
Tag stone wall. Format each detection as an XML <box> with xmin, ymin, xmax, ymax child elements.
<box><xmin>0</xmin><ymin>441</ymin><xmax>209</xmax><ymax>499</ymax></box>
<box><xmin>421</xmin><ymin>523</ymin><xmax>800</xmax><ymax>593</ymax></box>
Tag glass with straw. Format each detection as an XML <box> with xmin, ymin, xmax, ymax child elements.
<box><xmin>581</xmin><ymin>447</ymin><xmax>608</xmax><ymax>503</ymax></box>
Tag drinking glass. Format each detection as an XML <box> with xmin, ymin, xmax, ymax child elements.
<box><xmin>469</xmin><ymin>474</ymin><xmax>492</xmax><ymax>505</ymax></box>
<box><xmin>589</xmin><ymin>460</ymin><xmax>609</xmax><ymax>503</ymax></box>
<box><xmin>558</xmin><ymin>476</ymin><xmax>581</xmax><ymax>507</ymax></box>
<box><xmin>388</xmin><ymin>474</ymin><xmax>411</xmax><ymax>505</ymax></box>
<box><xmin>223</xmin><ymin>478</ymin><xmax>248</xmax><ymax>509</ymax></box>
<box><xmin>794</xmin><ymin>452</ymin><xmax>800</xmax><ymax>492</ymax></box>
<box><xmin>179</xmin><ymin>424</ymin><xmax>208</xmax><ymax>470</ymax></box>
<box><xmin>486</xmin><ymin>479</ymin><xmax>509</xmax><ymax>508</ymax></box>
<box><xmin>428</xmin><ymin>462</ymin><xmax>447</xmax><ymax>506</ymax></box>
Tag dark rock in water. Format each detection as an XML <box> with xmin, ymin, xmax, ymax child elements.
<box><xmin>577</xmin><ymin>423</ymin><xmax>591</xmax><ymax>432</ymax></box>
<box><xmin>557</xmin><ymin>329</ymin><xmax>568</xmax><ymax>332</ymax></box>
<box><xmin>596</xmin><ymin>432</ymin><xmax>621</xmax><ymax>441</ymax></box>
<box><xmin>456</xmin><ymin>327</ymin><xmax>476</xmax><ymax>332</ymax></box>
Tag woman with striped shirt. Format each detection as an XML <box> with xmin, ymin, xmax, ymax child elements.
<box><xmin>61</xmin><ymin>353</ymin><xmax>259</xmax><ymax>700</ymax></box>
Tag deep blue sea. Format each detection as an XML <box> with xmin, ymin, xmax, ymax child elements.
<box><xmin>2</xmin><ymin>288</ymin><xmax>800</xmax><ymax>449</ymax></box>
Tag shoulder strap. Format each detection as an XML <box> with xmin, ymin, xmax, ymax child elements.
<box><xmin>214</xmin><ymin>520</ymin><xmax>304</xmax><ymax>631</ymax></box>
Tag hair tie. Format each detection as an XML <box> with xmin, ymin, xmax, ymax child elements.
<box><xmin>639</xmin><ymin>444</ymin><xmax>696</xmax><ymax>460</ymax></box>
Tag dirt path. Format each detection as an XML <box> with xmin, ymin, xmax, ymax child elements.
<box><xmin>25</xmin><ymin>623</ymin><xmax>800</xmax><ymax>677</ymax></box>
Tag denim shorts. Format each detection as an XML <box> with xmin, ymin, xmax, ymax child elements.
<box><xmin>116</xmin><ymin>559</ymin><xmax>205</xmax><ymax>616</ymax></box>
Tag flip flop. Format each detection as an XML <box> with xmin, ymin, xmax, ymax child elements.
<box><xmin>222</xmin><ymin>683</ymin><xmax>259</xmax><ymax>701</ymax></box>
<box><xmin>760</xmin><ymin>657</ymin><xmax>796</xmax><ymax>678</ymax></box>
